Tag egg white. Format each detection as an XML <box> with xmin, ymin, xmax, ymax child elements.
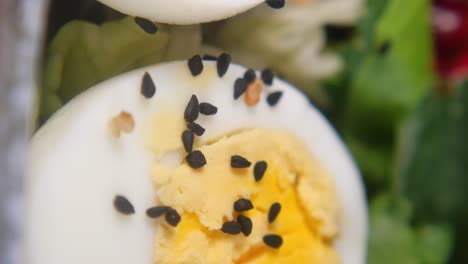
<box><xmin>97</xmin><ymin>0</ymin><xmax>264</xmax><ymax>25</ymax></box>
<box><xmin>26</xmin><ymin>61</ymin><xmax>368</xmax><ymax>264</ymax></box>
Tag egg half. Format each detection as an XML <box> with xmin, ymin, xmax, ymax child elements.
<box><xmin>26</xmin><ymin>59</ymin><xmax>367</xmax><ymax>264</ymax></box>
<box><xmin>96</xmin><ymin>0</ymin><xmax>270</xmax><ymax>25</ymax></box>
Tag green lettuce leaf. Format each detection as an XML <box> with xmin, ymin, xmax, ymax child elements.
<box><xmin>368</xmin><ymin>195</ymin><xmax>453</xmax><ymax>264</ymax></box>
<box><xmin>40</xmin><ymin>17</ymin><xmax>201</xmax><ymax>121</ymax></box>
<box><xmin>346</xmin><ymin>0</ymin><xmax>433</xmax><ymax>133</ymax></box>
<box><xmin>358</xmin><ymin>0</ymin><xmax>389</xmax><ymax>47</ymax></box>
<box><xmin>345</xmin><ymin>135</ymin><xmax>392</xmax><ymax>192</ymax></box>
<box><xmin>326</xmin><ymin>0</ymin><xmax>434</xmax><ymax>186</ymax></box>
<box><xmin>397</xmin><ymin>82</ymin><xmax>468</xmax><ymax>262</ymax></box>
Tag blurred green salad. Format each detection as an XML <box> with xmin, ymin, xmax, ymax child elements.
<box><xmin>40</xmin><ymin>16</ymin><xmax>201</xmax><ymax>121</ymax></box>
<box><xmin>39</xmin><ymin>0</ymin><xmax>466</xmax><ymax>262</ymax></box>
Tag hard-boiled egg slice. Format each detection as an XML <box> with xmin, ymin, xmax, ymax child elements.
<box><xmin>96</xmin><ymin>0</ymin><xmax>277</xmax><ymax>25</ymax></box>
<box><xmin>26</xmin><ymin>59</ymin><xmax>367</xmax><ymax>264</ymax></box>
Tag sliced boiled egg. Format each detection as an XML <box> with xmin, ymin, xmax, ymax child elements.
<box><xmin>26</xmin><ymin>58</ymin><xmax>367</xmax><ymax>264</ymax></box>
<box><xmin>96</xmin><ymin>0</ymin><xmax>284</xmax><ymax>25</ymax></box>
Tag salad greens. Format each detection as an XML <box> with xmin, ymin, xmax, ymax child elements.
<box><xmin>40</xmin><ymin>17</ymin><xmax>201</xmax><ymax>121</ymax></box>
<box><xmin>397</xmin><ymin>83</ymin><xmax>468</xmax><ymax>263</ymax></box>
<box><xmin>326</xmin><ymin>0</ymin><xmax>456</xmax><ymax>262</ymax></box>
<box><xmin>335</xmin><ymin>0</ymin><xmax>433</xmax><ymax>187</ymax></box>
<box><xmin>398</xmin><ymin>84</ymin><xmax>468</xmax><ymax>223</ymax></box>
<box><xmin>368</xmin><ymin>195</ymin><xmax>453</xmax><ymax>264</ymax></box>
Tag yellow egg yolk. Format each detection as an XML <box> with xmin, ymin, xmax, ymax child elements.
<box><xmin>146</xmin><ymin>129</ymin><xmax>340</xmax><ymax>263</ymax></box>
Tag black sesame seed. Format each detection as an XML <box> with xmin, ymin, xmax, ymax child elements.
<box><xmin>184</xmin><ymin>95</ymin><xmax>199</xmax><ymax>122</ymax></box>
<box><xmin>268</xmin><ymin>203</ymin><xmax>281</xmax><ymax>223</ymax></box>
<box><xmin>221</xmin><ymin>221</ymin><xmax>242</xmax><ymax>235</ymax></box>
<box><xmin>186</xmin><ymin>150</ymin><xmax>207</xmax><ymax>169</ymax></box>
<box><xmin>146</xmin><ymin>206</ymin><xmax>168</xmax><ymax>218</ymax></box>
<box><xmin>237</xmin><ymin>215</ymin><xmax>253</xmax><ymax>237</ymax></box>
<box><xmin>254</xmin><ymin>161</ymin><xmax>268</xmax><ymax>182</ymax></box>
<box><xmin>265</xmin><ymin>0</ymin><xmax>285</xmax><ymax>9</ymax></box>
<box><xmin>378</xmin><ymin>41</ymin><xmax>392</xmax><ymax>55</ymax></box>
<box><xmin>217</xmin><ymin>53</ymin><xmax>232</xmax><ymax>77</ymax></box>
<box><xmin>263</xmin><ymin>234</ymin><xmax>283</xmax><ymax>248</ymax></box>
<box><xmin>165</xmin><ymin>207</ymin><xmax>181</xmax><ymax>227</ymax></box>
<box><xmin>187</xmin><ymin>122</ymin><xmax>205</xmax><ymax>136</ymax></box>
<box><xmin>266</xmin><ymin>91</ymin><xmax>283</xmax><ymax>106</ymax></box>
<box><xmin>188</xmin><ymin>55</ymin><xmax>204</xmax><ymax>76</ymax></box>
<box><xmin>141</xmin><ymin>72</ymin><xmax>156</xmax><ymax>98</ymax></box>
<box><xmin>113</xmin><ymin>195</ymin><xmax>135</xmax><ymax>215</ymax></box>
<box><xmin>243</xmin><ymin>69</ymin><xmax>256</xmax><ymax>84</ymax></box>
<box><xmin>134</xmin><ymin>17</ymin><xmax>158</xmax><ymax>34</ymax></box>
<box><xmin>231</xmin><ymin>155</ymin><xmax>251</xmax><ymax>168</ymax></box>
<box><xmin>182</xmin><ymin>130</ymin><xmax>194</xmax><ymax>153</ymax></box>
<box><xmin>203</xmin><ymin>54</ymin><xmax>217</xmax><ymax>61</ymax></box>
<box><xmin>234</xmin><ymin>78</ymin><xmax>247</xmax><ymax>100</ymax></box>
<box><xmin>199</xmin><ymin>102</ymin><xmax>218</xmax><ymax>115</ymax></box>
<box><xmin>261</xmin><ymin>68</ymin><xmax>274</xmax><ymax>85</ymax></box>
<box><xmin>234</xmin><ymin>198</ymin><xmax>254</xmax><ymax>212</ymax></box>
